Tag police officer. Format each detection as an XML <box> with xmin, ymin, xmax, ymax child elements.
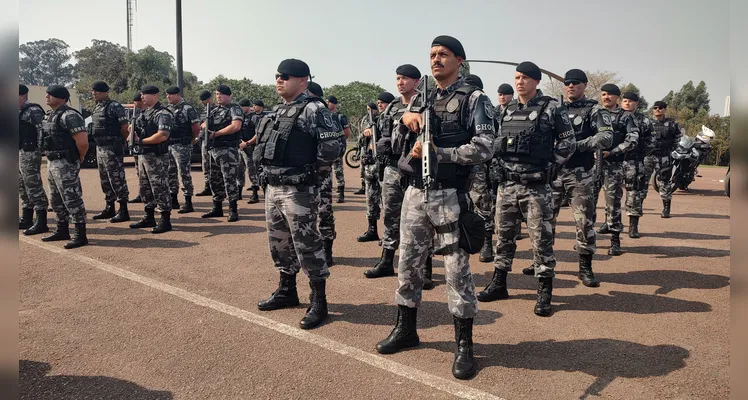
<box><xmin>376</xmin><ymin>36</ymin><xmax>494</xmax><ymax>380</ymax></box>
<box><xmin>595</xmin><ymin>84</ymin><xmax>639</xmax><ymax>255</ymax></box>
<box><xmin>236</xmin><ymin>98</ymin><xmax>253</xmax><ymax>200</ymax></box>
<box><xmin>201</xmin><ymin>85</ymin><xmax>243</xmax><ymax>222</ymax></box>
<box><xmin>39</xmin><ymin>85</ymin><xmax>89</xmax><ymax>249</ymax></box>
<box><xmin>642</xmin><ymin>100</ymin><xmax>681</xmax><ymax>218</ymax></box>
<box><xmin>19</xmin><ymin>84</ymin><xmax>50</xmax><ymax>235</ymax></box>
<box><xmin>243</xmin><ymin>99</ymin><xmax>269</xmax><ymax>203</ymax></box>
<box><xmin>477</xmin><ymin>61</ymin><xmax>576</xmax><ymax>317</ymax></box>
<box><xmin>621</xmin><ymin>92</ymin><xmax>655</xmax><ymax>238</ymax></box>
<box><xmin>165</xmin><ymin>86</ymin><xmax>201</xmax><ymax>214</ymax></box>
<box><xmin>497</xmin><ymin>84</ymin><xmax>514</xmax><ymax>111</ymax></box>
<box><xmin>129</xmin><ymin>91</ymin><xmax>146</xmax><ymax>203</ymax></box>
<box><xmin>195</xmin><ymin>90</ymin><xmax>214</xmax><ymax>197</ymax></box>
<box><xmin>254</xmin><ymin>59</ymin><xmax>342</xmax><ymax>330</ymax></box>
<box><xmin>89</xmin><ymin>80</ymin><xmax>131</xmax><ymax>223</ymax></box>
<box><xmin>325</xmin><ymin>96</ymin><xmax>352</xmax><ymax>203</ymax></box>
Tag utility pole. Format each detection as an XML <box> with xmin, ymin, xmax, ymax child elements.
<box><xmin>126</xmin><ymin>0</ymin><xmax>135</xmax><ymax>51</ymax></box>
<box><xmin>176</xmin><ymin>0</ymin><xmax>184</xmax><ymax>91</ymax></box>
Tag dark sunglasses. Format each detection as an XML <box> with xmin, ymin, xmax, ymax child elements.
<box><xmin>274</xmin><ymin>73</ymin><xmax>290</xmax><ymax>81</ymax></box>
<box><xmin>564</xmin><ymin>80</ymin><xmax>582</xmax><ymax>86</ymax></box>
<box><xmin>653</xmin><ymin>106</ymin><xmax>663</xmax><ymax>110</ymax></box>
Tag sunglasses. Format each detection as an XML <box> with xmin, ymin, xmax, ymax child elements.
<box><xmin>653</xmin><ymin>106</ymin><xmax>663</xmax><ymax>110</ymax></box>
<box><xmin>275</xmin><ymin>73</ymin><xmax>290</xmax><ymax>81</ymax></box>
<box><xmin>564</xmin><ymin>80</ymin><xmax>582</xmax><ymax>86</ymax></box>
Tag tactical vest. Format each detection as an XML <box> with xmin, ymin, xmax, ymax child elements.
<box><xmin>169</xmin><ymin>102</ymin><xmax>192</xmax><ymax>139</ymax></box>
<box><xmin>19</xmin><ymin>103</ymin><xmax>42</xmax><ymax>151</ymax></box>
<box><xmin>497</xmin><ymin>96</ymin><xmax>554</xmax><ymax>166</ymax></box>
<box><xmin>606</xmin><ymin>109</ymin><xmax>628</xmax><ymax>162</ymax></box>
<box><xmin>563</xmin><ymin>100</ymin><xmax>597</xmax><ymax>170</ymax></box>
<box><xmin>139</xmin><ymin>103</ymin><xmax>173</xmax><ymax>154</ymax></box>
<box><xmin>91</xmin><ymin>100</ymin><xmax>121</xmax><ymax>137</ymax></box>
<box><xmin>653</xmin><ymin>118</ymin><xmax>677</xmax><ymax>152</ymax></box>
<box><xmin>209</xmin><ymin>104</ymin><xmax>240</xmax><ymax>147</ymax></box>
<box><xmin>331</xmin><ymin>112</ymin><xmax>347</xmax><ymax>146</ymax></box>
<box><xmin>625</xmin><ymin>113</ymin><xmax>649</xmax><ymax>160</ymax></box>
<box><xmin>254</xmin><ymin>100</ymin><xmax>317</xmax><ymax>170</ymax></box>
<box><xmin>41</xmin><ymin>105</ymin><xmax>80</xmax><ymax>155</ymax></box>
<box><xmin>429</xmin><ymin>86</ymin><xmax>476</xmax><ymax>180</ymax></box>
<box><xmin>240</xmin><ymin>114</ymin><xmax>255</xmax><ymax>141</ymax></box>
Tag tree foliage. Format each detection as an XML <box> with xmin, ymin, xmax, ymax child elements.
<box><xmin>324</xmin><ymin>81</ymin><xmax>386</xmax><ymax>136</ymax></box>
<box><xmin>618</xmin><ymin>82</ymin><xmax>649</xmax><ymax>111</ymax></box>
<box><xmin>19</xmin><ymin>38</ymin><xmax>76</xmax><ymax>86</ymax></box>
<box><xmin>542</xmin><ymin>70</ymin><xmax>622</xmax><ymax>102</ymax></box>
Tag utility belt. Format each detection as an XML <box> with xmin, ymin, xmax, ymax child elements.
<box><xmin>93</xmin><ymin>135</ymin><xmax>123</xmax><ymax>146</ymax></box>
<box><xmin>46</xmin><ymin>149</ymin><xmax>78</xmax><ymax>163</ymax></box>
<box><xmin>264</xmin><ymin>165</ymin><xmax>316</xmax><ymax>187</ymax></box>
<box><xmin>499</xmin><ymin>169</ymin><xmax>553</xmax><ymax>185</ymax></box>
<box><xmin>209</xmin><ymin>138</ymin><xmax>239</xmax><ymax>149</ymax></box>
<box><xmin>140</xmin><ymin>143</ymin><xmax>169</xmax><ymax>156</ymax></box>
<box><xmin>169</xmin><ymin>136</ymin><xmax>193</xmax><ymax>146</ymax></box>
<box><xmin>407</xmin><ymin>176</ymin><xmax>470</xmax><ymax>191</ymax></box>
<box><xmin>20</xmin><ymin>142</ymin><xmax>38</xmax><ymax>152</ymax></box>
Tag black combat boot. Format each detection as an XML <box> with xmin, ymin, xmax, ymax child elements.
<box><xmin>478</xmin><ymin>231</ymin><xmax>494</xmax><ymax>263</ymax></box>
<box><xmin>477</xmin><ymin>269</ymin><xmax>509</xmax><ymax>302</ymax></box>
<box><xmin>202</xmin><ymin>200</ymin><xmax>223</xmax><ymax>218</ymax></box>
<box><xmin>376</xmin><ymin>305</ymin><xmax>419</xmax><ymax>354</ymax></box>
<box><xmin>522</xmin><ymin>263</ymin><xmax>536</xmax><ymax>276</ymax></box>
<box><xmin>628</xmin><ymin>216</ymin><xmax>640</xmax><ymax>239</ymax></box>
<box><xmin>64</xmin><ymin>223</ymin><xmax>88</xmax><ymax>249</ymax></box>
<box><xmin>299</xmin><ymin>280</ymin><xmax>328</xmax><ymax>330</ymax></box>
<box><xmin>178</xmin><ymin>196</ymin><xmax>194</xmax><ymax>214</ymax></box>
<box><xmin>130</xmin><ymin>207</ymin><xmax>156</xmax><ymax>229</ymax></box>
<box><xmin>353</xmin><ymin>183</ymin><xmax>365</xmax><ymax>195</ymax></box>
<box><xmin>110</xmin><ymin>200</ymin><xmax>130</xmax><ymax>223</ymax></box>
<box><xmin>423</xmin><ymin>256</ymin><xmax>434</xmax><ymax>290</ymax></box>
<box><xmin>357</xmin><ymin>218</ymin><xmax>379</xmax><ymax>242</ymax></box>
<box><xmin>578</xmin><ymin>254</ymin><xmax>599</xmax><ymax>287</ymax></box>
<box><xmin>92</xmin><ymin>202</ymin><xmax>115</xmax><ymax>220</ymax></box>
<box><xmin>597</xmin><ymin>222</ymin><xmax>611</xmax><ymax>234</ymax></box>
<box><xmin>257</xmin><ymin>272</ymin><xmax>300</xmax><ymax>311</ymax></box>
<box><xmin>152</xmin><ymin>211</ymin><xmax>172</xmax><ymax>234</ymax></box>
<box><xmin>195</xmin><ymin>186</ymin><xmax>211</xmax><ymax>196</ymax></box>
<box><xmin>452</xmin><ymin>317</ymin><xmax>477</xmax><ymax>380</ymax></box>
<box><xmin>534</xmin><ymin>277</ymin><xmax>553</xmax><ymax>317</ymax></box>
<box><xmin>247</xmin><ymin>186</ymin><xmax>260</xmax><ymax>204</ymax></box>
<box><xmin>364</xmin><ymin>248</ymin><xmax>396</xmax><ymax>278</ymax></box>
<box><xmin>323</xmin><ymin>239</ymin><xmax>334</xmax><ymax>266</ymax></box>
<box><xmin>608</xmin><ymin>232</ymin><xmax>622</xmax><ymax>256</ymax></box>
<box><xmin>19</xmin><ymin>208</ymin><xmax>34</xmax><ymax>230</ymax></box>
<box><xmin>23</xmin><ymin>210</ymin><xmax>49</xmax><ymax>236</ymax></box>
<box><xmin>129</xmin><ymin>194</ymin><xmax>142</xmax><ymax>203</ymax></box>
<box><xmin>661</xmin><ymin>199</ymin><xmax>671</xmax><ymax>218</ymax></box>
<box><xmin>516</xmin><ymin>221</ymin><xmax>524</xmax><ymax>240</ymax></box>
<box><xmin>170</xmin><ymin>193</ymin><xmax>180</xmax><ymax>210</ymax></box>
<box><xmin>227</xmin><ymin>200</ymin><xmax>239</xmax><ymax>222</ymax></box>
<box><xmin>336</xmin><ymin>186</ymin><xmax>345</xmax><ymax>203</ymax></box>
<box><xmin>42</xmin><ymin>221</ymin><xmax>70</xmax><ymax>242</ymax></box>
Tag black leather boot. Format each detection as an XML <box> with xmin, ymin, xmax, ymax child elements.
<box><xmin>578</xmin><ymin>254</ymin><xmax>599</xmax><ymax>287</ymax></box>
<box><xmin>247</xmin><ymin>186</ymin><xmax>260</xmax><ymax>204</ymax></box>
<box><xmin>357</xmin><ymin>218</ymin><xmax>379</xmax><ymax>242</ymax></box>
<box><xmin>608</xmin><ymin>232</ymin><xmax>622</xmax><ymax>256</ymax></box>
<box><xmin>299</xmin><ymin>280</ymin><xmax>328</xmax><ymax>330</ymax></box>
<box><xmin>92</xmin><ymin>202</ymin><xmax>115</xmax><ymax>220</ymax></box>
<box><xmin>130</xmin><ymin>207</ymin><xmax>156</xmax><ymax>229</ymax></box>
<box><xmin>152</xmin><ymin>211</ymin><xmax>172</xmax><ymax>234</ymax></box>
<box><xmin>452</xmin><ymin>317</ymin><xmax>477</xmax><ymax>380</ymax></box>
<box><xmin>202</xmin><ymin>200</ymin><xmax>223</xmax><ymax>218</ymax></box>
<box><xmin>227</xmin><ymin>200</ymin><xmax>239</xmax><ymax>222</ymax></box>
<box><xmin>257</xmin><ymin>272</ymin><xmax>300</xmax><ymax>311</ymax></box>
<box><xmin>195</xmin><ymin>186</ymin><xmax>211</xmax><ymax>196</ymax></box>
<box><xmin>170</xmin><ymin>193</ymin><xmax>180</xmax><ymax>210</ymax></box>
<box><xmin>364</xmin><ymin>248</ymin><xmax>396</xmax><ymax>278</ymax></box>
<box><xmin>376</xmin><ymin>305</ymin><xmax>419</xmax><ymax>354</ymax></box>
<box><xmin>178</xmin><ymin>196</ymin><xmax>194</xmax><ymax>214</ymax></box>
<box><xmin>661</xmin><ymin>199</ymin><xmax>671</xmax><ymax>218</ymax></box>
<box><xmin>19</xmin><ymin>208</ymin><xmax>34</xmax><ymax>230</ymax></box>
<box><xmin>110</xmin><ymin>200</ymin><xmax>130</xmax><ymax>223</ymax></box>
<box><xmin>522</xmin><ymin>263</ymin><xmax>536</xmax><ymax>276</ymax></box>
<box><xmin>477</xmin><ymin>269</ymin><xmax>509</xmax><ymax>302</ymax></box>
<box><xmin>534</xmin><ymin>277</ymin><xmax>553</xmax><ymax>317</ymax></box>
<box><xmin>353</xmin><ymin>185</ymin><xmax>365</xmax><ymax>195</ymax></box>
<box><xmin>42</xmin><ymin>221</ymin><xmax>70</xmax><ymax>242</ymax></box>
<box><xmin>64</xmin><ymin>223</ymin><xmax>88</xmax><ymax>249</ymax></box>
<box><xmin>478</xmin><ymin>231</ymin><xmax>494</xmax><ymax>263</ymax></box>
<box><xmin>628</xmin><ymin>216</ymin><xmax>640</xmax><ymax>239</ymax></box>
<box><xmin>129</xmin><ymin>194</ymin><xmax>142</xmax><ymax>203</ymax></box>
<box><xmin>423</xmin><ymin>256</ymin><xmax>434</xmax><ymax>290</ymax></box>
<box><xmin>597</xmin><ymin>222</ymin><xmax>611</xmax><ymax>234</ymax></box>
<box><xmin>336</xmin><ymin>186</ymin><xmax>345</xmax><ymax>203</ymax></box>
<box><xmin>23</xmin><ymin>210</ymin><xmax>49</xmax><ymax>235</ymax></box>
<box><xmin>323</xmin><ymin>239</ymin><xmax>334</xmax><ymax>267</ymax></box>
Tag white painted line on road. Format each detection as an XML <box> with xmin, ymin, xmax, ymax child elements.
<box><xmin>21</xmin><ymin>236</ymin><xmax>505</xmax><ymax>400</ymax></box>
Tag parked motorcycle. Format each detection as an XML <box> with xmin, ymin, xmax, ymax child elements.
<box><xmin>657</xmin><ymin>125</ymin><xmax>714</xmax><ymax>195</ymax></box>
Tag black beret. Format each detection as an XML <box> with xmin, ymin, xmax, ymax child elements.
<box><xmin>377</xmin><ymin>92</ymin><xmax>395</xmax><ymax>104</ymax></box>
<box><xmin>46</xmin><ymin>85</ymin><xmax>70</xmax><ymax>100</ymax></box>
<box><xmin>601</xmin><ymin>83</ymin><xmax>621</xmax><ymax>96</ymax></box>
<box><xmin>216</xmin><ymin>84</ymin><xmax>231</xmax><ymax>96</ymax></box>
<box><xmin>132</xmin><ymin>91</ymin><xmax>142</xmax><ymax>102</ymax></box>
<box><xmin>564</xmin><ymin>69</ymin><xmax>588</xmax><ymax>83</ymax></box>
<box><xmin>253</xmin><ymin>99</ymin><xmax>265</xmax><ymax>107</ymax></box>
<box><xmin>91</xmin><ymin>80</ymin><xmax>110</xmax><ymax>92</ymax></box>
<box><xmin>516</xmin><ymin>61</ymin><xmax>542</xmax><ymax>81</ymax></box>
<box><xmin>653</xmin><ymin>100</ymin><xmax>667</xmax><ymax>109</ymax></box>
<box><xmin>431</xmin><ymin>35</ymin><xmax>466</xmax><ymax>59</ymax></box>
<box><xmin>622</xmin><ymin>92</ymin><xmax>639</xmax><ymax>102</ymax></box>
<box><xmin>277</xmin><ymin>58</ymin><xmax>310</xmax><ymax>78</ymax></box>
<box><xmin>497</xmin><ymin>83</ymin><xmax>514</xmax><ymax>95</ymax></box>
<box><xmin>239</xmin><ymin>98</ymin><xmax>252</xmax><ymax>107</ymax></box>
<box><xmin>140</xmin><ymin>85</ymin><xmax>159</xmax><ymax>95</ymax></box>
<box><xmin>326</xmin><ymin>95</ymin><xmax>338</xmax><ymax>104</ymax></box>
<box><xmin>165</xmin><ymin>86</ymin><xmax>180</xmax><ymax>95</ymax></box>
<box><xmin>395</xmin><ymin>64</ymin><xmax>421</xmax><ymax>79</ymax></box>
<box><xmin>199</xmin><ymin>90</ymin><xmax>211</xmax><ymax>101</ymax></box>
<box><xmin>464</xmin><ymin>74</ymin><xmax>484</xmax><ymax>90</ymax></box>
<box><xmin>308</xmin><ymin>82</ymin><xmax>324</xmax><ymax>97</ymax></box>
<box><xmin>19</xmin><ymin>84</ymin><xmax>28</xmax><ymax>95</ymax></box>
<box><xmin>367</xmin><ymin>102</ymin><xmax>377</xmax><ymax>110</ymax></box>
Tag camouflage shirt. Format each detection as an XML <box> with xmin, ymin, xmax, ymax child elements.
<box><xmin>564</xmin><ymin>98</ymin><xmax>613</xmax><ymax>153</ymax></box>
<box><xmin>606</xmin><ymin>106</ymin><xmax>640</xmax><ymax>157</ymax></box>
<box><xmin>168</xmin><ymin>99</ymin><xmax>200</xmax><ymax>126</ymax></box>
<box><xmin>139</xmin><ymin>102</ymin><xmax>173</xmax><ymax>138</ymax></box>
<box><xmin>93</xmin><ymin>98</ymin><xmax>128</xmax><ymax>125</ymax></box>
<box><xmin>44</xmin><ymin>106</ymin><xmax>87</xmax><ymax>136</ymax></box>
<box><xmin>631</xmin><ymin>111</ymin><xmax>655</xmax><ymax>158</ymax></box>
<box><xmin>20</xmin><ymin>101</ymin><xmax>46</xmax><ymax>137</ymax></box>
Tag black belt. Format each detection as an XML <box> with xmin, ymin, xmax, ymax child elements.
<box><xmin>93</xmin><ymin>136</ymin><xmax>122</xmax><ymax>146</ymax></box>
<box><xmin>20</xmin><ymin>144</ymin><xmax>38</xmax><ymax>152</ymax></box>
<box><xmin>169</xmin><ymin>136</ymin><xmax>193</xmax><ymax>145</ymax></box>
<box><xmin>501</xmin><ymin>170</ymin><xmax>548</xmax><ymax>184</ymax></box>
<box><xmin>407</xmin><ymin>176</ymin><xmax>469</xmax><ymax>190</ymax></box>
<box><xmin>46</xmin><ymin>149</ymin><xmax>76</xmax><ymax>161</ymax></box>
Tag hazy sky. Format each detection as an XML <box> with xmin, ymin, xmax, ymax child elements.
<box><xmin>20</xmin><ymin>0</ymin><xmax>729</xmax><ymax>115</ymax></box>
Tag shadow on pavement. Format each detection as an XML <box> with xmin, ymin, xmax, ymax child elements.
<box><xmin>557</xmin><ymin>269</ymin><xmax>730</xmax><ymax>295</ymax></box>
<box><xmin>20</xmin><ymin>360</ymin><xmax>173</xmax><ymax>400</ymax></box>
<box><xmin>90</xmin><ymin>237</ymin><xmax>199</xmax><ymax>249</ymax></box>
<box><xmin>672</xmin><ymin>213</ymin><xmax>729</xmax><ymax>220</ymax></box>
<box><xmin>633</xmin><ymin>231</ymin><xmax>730</xmax><ymax>241</ymax></box>
<box><xmin>627</xmin><ymin>245</ymin><xmax>729</xmax><ymax>259</ymax></box>
<box><xmin>329</xmin><ymin>300</ymin><xmax>502</xmax><ymax>329</ymax></box>
<box><xmin>511</xmin><ymin>290</ymin><xmax>711</xmax><ymax>314</ymax></box>
<box><xmin>474</xmin><ymin>270</ymin><xmax>580</xmax><ymax>290</ymax></box>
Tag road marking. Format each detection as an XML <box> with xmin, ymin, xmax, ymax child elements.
<box><xmin>20</xmin><ymin>236</ymin><xmax>505</xmax><ymax>400</ymax></box>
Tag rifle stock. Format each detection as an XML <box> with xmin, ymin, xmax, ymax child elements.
<box><xmin>408</xmin><ymin>76</ymin><xmax>437</xmax><ymax>202</ymax></box>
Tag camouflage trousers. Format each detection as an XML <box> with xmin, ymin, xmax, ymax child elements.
<box><xmin>594</xmin><ymin>160</ymin><xmax>624</xmax><ymax>232</ymax></box>
<box><xmin>364</xmin><ymin>162</ymin><xmax>381</xmax><ymax>220</ymax></box>
<box><xmin>19</xmin><ymin>149</ymin><xmax>48</xmax><ymax>211</ymax></box>
<box><xmin>96</xmin><ymin>144</ymin><xmax>129</xmax><ymax>202</ymax></box>
<box><xmin>623</xmin><ymin>159</ymin><xmax>644</xmax><ymax>217</ymax></box>
<box><xmin>47</xmin><ymin>158</ymin><xmax>86</xmax><ymax>224</ymax></box>
<box><xmin>469</xmin><ymin>164</ymin><xmax>495</xmax><ymax>233</ymax></box>
<box><xmin>265</xmin><ymin>183</ymin><xmax>329</xmax><ymax>282</ymax></box>
<box><xmin>552</xmin><ymin>166</ymin><xmax>596</xmax><ymax>255</ymax></box>
<box><xmin>316</xmin><ymin>167</ymin><xmax>335</xmax><ymax>241</ymax></box>
<box><xmin>139</xmin><ymin>152</ymin><xmax>171</xmax><ymax>213</ymax></box>
<box><xmin>239</xmin><ymin>146</ymin><xmax>259</xmax><ymax>189</ymax></box>
<box><xmin>333</xmin><ymin>158</ymin><xmax>345</xmax><ymax>189</ymax></box>
<box><xmin>381</xmin><ymin>166</ymin><xmax>406</xmax><ymax>251</ymax></box>
<box><xmin>642</xmin><ymin>154</ymin><xmax>673</xmax><ymax>201</ymax></box>
<box><xmin>396</xmin><ymin>186</ymin><xmax>477</xmax><ymax>319</ymax></box>
<box><xmin>201</xmin><ymin>137</ymin><xmax>211</xmax><ymax>187</ymax></box>
<box><xmin>494</xmin><ymin>181</ymin><xmax>556</xmax><ymax>278</ymax></box>
<box><xmin>168</xmin><ymin>143</ymin><xmax>194</xmax><ymax>197</ymax></box>
<box><xmin>209</xmin><ymin>147</ymin><xmax>241</xmax><ymax>202</ymax></box>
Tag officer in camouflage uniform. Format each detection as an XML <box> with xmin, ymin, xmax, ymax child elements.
<box><xmin>165</xmin><ymin>86</ymin><xmax>200</xmax><ymax>214</ymax></box>
<box><xmin>522</xmin><ymin>69</ymin><xmax>612</xmax><ymax>287</ymax></box>
<box><xmin>478</xmin><ymin>62</ymin><xmax>576</xmax><ymax>318</ymax></box>
<box><xmin>195</xmin><ymin>90</ymin><xmax>214</xmax><ymax>197</ymax></box>
<box><xmin>376</xmin><ymin>37</ymin><xmax>494</xmax><ymax>380</ymax></box>
<box><xmin>326</xmin><ymin>96</ymin><xmax>352</xmax><ymax>203</ymax></box>
<box><xmin>254</xmin><ymin>59</ymin><xmax>342</xmax><ymax>330</ymax></box>
<box><xmin>129</xmin><ymin>92</ymin><xmax>146</xmax><ymax>203</ymax></box>
<box><xmin>243</xmin><ymin>99</ymin><xmax>268</xmax><ymax>203</ymax></box>
<box><xmin>201</xmin><ymin>85</ymin><xmax>243</xmax><ymax>222</ymax></box>
<box><xmin>595</xmin><ymin>84</ymin><xmax>639</xmax><ymax>256</ymax></box>
<box><xmin>236</xmin><ymin>98</ymin><xmax>253</xmax><ymax>200</ymax></box>
<box><xmin>39</xmin><ymin>85</ymin><xmax>89</xmax><ymax>249</ymax></box>
<box><xmin>89</xmin><ymin>81</ymin><xmax>131</xmax><ymax>224</ymax></box>
<box><xmin>18</xmin><ymin>84</ymin><xmax>50</xmax><ymax>235</ymax></box>
<box><xmin>643</xmin><ymin>100</ymin><xmax>682</xmax><ymax>218</ymax></box>
<box><xmin>128</xmin><ymin>85</ymin><xmax>174</xmax><ymax>234</ymax></box>
<box><xmin>621</xmin><ymin>92</ymin><xmax>655</xmax><ymax>238</ymax></box>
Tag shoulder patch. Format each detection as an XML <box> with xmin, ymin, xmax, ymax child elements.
<box><xmin>484</xmin><ymin>101</ymin><xmax>495</xmax><ymax>119</ymax></box>
<box><xmin>560</xmin><ymin>112</ymin><xmax>570</xmax><ymax>126</ymax></box>
<box><xmin>602</xmin><ymin>113</ymin><xmax>612</xmax><ymax>125</ymax></box>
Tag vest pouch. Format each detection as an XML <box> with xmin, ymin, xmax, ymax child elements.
<box><xmin>507</xmin><ymin>133</ymin><xmax>532</xmax><ymax>156</ymax></box>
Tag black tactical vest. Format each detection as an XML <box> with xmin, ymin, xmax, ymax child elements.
<box><xmin>240</xmin><ymin>113</ymin><xmax>255</xmax><ymax>141</ymax></box>
<box><xmin>564</xmin><ymin>100</ymin><xmax>597</xmax><ymax>170</ymax></box>
<box><xmin>380</xmin><ymin>99</ymin><xmax>406</xmax><ymax>140</ymax></box>
<box><xmin>42</xmin><ymin>105</ymin><xmax>80</xmax><ymax>154</ymax></box>
<box><xmin>139</xmin><ymin>103</ymin><xmax>173</xmax><ymax>153</ymax></box>
<box><xmin>209</xmin><ymin>104</ymin><xmax>240</xmax><ymax>147</ymax></box>
<box><xmin>169</xmin><ymin>102</ymin><xmax>192</xmax><ymax>139</ymax></box>
<box><xmin>497</xmin><ymin>96</ymin><xmax>554</xmax><ymax>166</ymax></box>
<box><xmin>625</xmin><ymin>113</ymin><xmax>649</xmax><ymax>160</ymax></box>
<box><xmin>19</xmin><ymin>103</ymin><xmax>42</xmax><ymax>151</ymax></box>
<box><xmin>652</xmin><ymin>118</ymin><xmax>677</xmax><ymax>152</ymax></box>
<box><xmin>91</xmin><ymin>100</ymin><xmax>121</xmax><ymax>137</ymax></box>
<box><xmin>254</xmin><ymin>100</ymin><xmax>317</xmax><ymax>169</ymax></box>
<box><xmin>430</xmin><ymin>86</ymin><xmax>476</xmax><ymax>180</ymax></box>
<box><xmin>606</xmin><ymin>109</ymin><xmax>629</xmax><ymax>162</ymax></box>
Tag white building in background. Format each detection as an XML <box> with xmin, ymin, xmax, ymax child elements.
<box><xmin>724</xmin><ymin>96</ymin><xmax>730</xmax><ymax>117</ymax></box>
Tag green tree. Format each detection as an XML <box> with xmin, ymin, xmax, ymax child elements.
<box><xmin>73</xmin><ymin>40</ymin><xmax>130</xmax><ymax>93</ymax></box>
<box><xmin>19</xmin><ymin>38</ymin><xmax>76</xmax><ymax>86</ymax></box>
<box><xmin>542</xmin><ymin>70</ymin><xmax>621</xmax><ymax>101</ymax></box>
<box><xmin>126</xmin><ymin>46</ymin><xmax>175</xmax><ymax>90</ymax></box>
<box><xmin>662</xmin><ymin>80</ymin><xmax>711</xmax><ymax>114</ymax></box>
<box><xmin>324</xmin><ymin>81</ymin><xmax>386</xmax><ymax>137</ymax></box>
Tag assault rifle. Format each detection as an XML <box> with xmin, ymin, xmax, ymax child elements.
<box><xmin>407</xmin><ymin>75</ymin><xmax>437</xmax><ymax>203</ymax></box>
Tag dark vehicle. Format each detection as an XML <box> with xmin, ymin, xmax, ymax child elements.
<box><xmin>654</xmin><ymin>126</ymin><xmax>714</xmax><ymax>194</ymax></box>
